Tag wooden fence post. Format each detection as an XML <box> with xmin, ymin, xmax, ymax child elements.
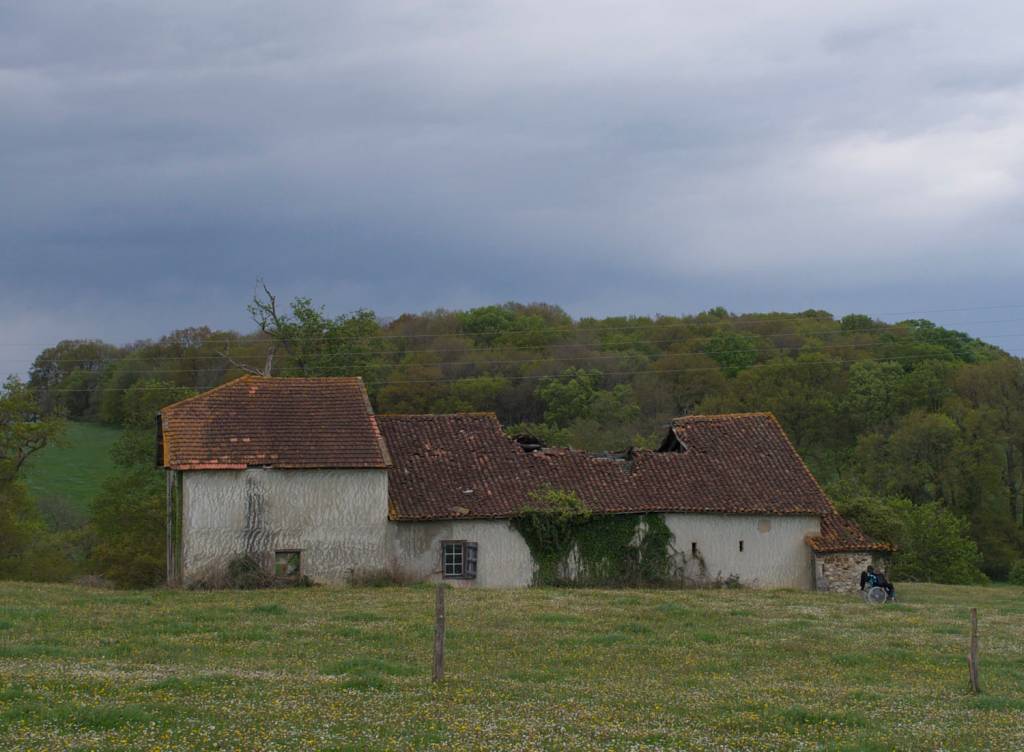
<box><xmin>968</xmin><ymin>607</ymin><xmax>980</xmax><ymax>694</ymax></box>
<box><xmin>432</xmin><ymin>584</ymin><xmax>445</xmax><ymax>682</ymax></box>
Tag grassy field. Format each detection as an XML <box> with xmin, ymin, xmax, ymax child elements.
<box><xmin>22</xmin><ymin>421</ymin><xmax>122</xmax><ymax>524</ymax></box>
<box><xmin>0</xmin><ymin>582</ymin><xmax>1022</xmax><ymax>751</ymax></box>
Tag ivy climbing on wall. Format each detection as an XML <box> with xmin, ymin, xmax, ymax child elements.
<box><xmin>512</xmin><ymin>486</ymin><xmax>680</xmax><ymax>586</ymax></box>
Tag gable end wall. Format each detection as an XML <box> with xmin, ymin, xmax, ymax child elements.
<box><xmin>181</xmin><ymin>468</ymin><xmax>389</xmax><ymax>584</ymax></box>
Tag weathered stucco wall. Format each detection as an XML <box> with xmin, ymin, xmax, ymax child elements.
<box><xmin>181</xmin><ymin>468</ymin><xmax>389</xmax><ymax>584</ymax></box>
<box><xmin>665</xmin><ymin>514</ymin><xmax>821</xmax><ymax>589</ymax></box>
<box><xmin>814</xmin><ymin>552</ymin><xmax>883</xmax><ymax>593</ymax></box>
<box><xmin>387</xmin><ymin>520</ymin><xmax>535</xmax><ymax>588</ymax></box>
<box><xmin>389</xmin><ymin>514</ymin><xmax>821</xmax><ymax>590</ymax></box>
<box><xmin>180</xmin><ymin>470</ymin><xmax>824</xmax><ymax>591</ymax></box>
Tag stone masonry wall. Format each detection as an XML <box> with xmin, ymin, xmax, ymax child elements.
<box><xmin>814</xmin><ymin>552</ymin><xmax>877</xmax><ymax>593</ymax></box>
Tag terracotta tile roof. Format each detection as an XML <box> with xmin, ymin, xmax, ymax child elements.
<box><xmin>377</xmin><ymin>414</ymin><xmax>536</xmax><ymax>520</ymax></box>
<box><xmin>159</xmin><ymin>376</ymin><xmax>391</xmax><ymax>470</ymax></box>
<box><xmin>378</xmin><ymin>411</ymin><xmax>886</xmax><ymax>553</ymax></box>
<box><xmin>809</xmin><ymin>514</ymin><xmax>891</xmax><ymax>554</ymax></box>
<box><xmin>658</xmin><ymin>414</ymin><xmax>886</xmax><ymax>552</ymax></box>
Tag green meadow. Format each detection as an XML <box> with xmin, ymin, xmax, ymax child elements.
<box><xmin>21</xmin><ymin>421</ymin><xmax>122</xmax><ymax>525</ymax></box>
<box><xmin>1</xmin><ymin>582</ymin><xmax>1022</xmax><ymax>751</ymax></box>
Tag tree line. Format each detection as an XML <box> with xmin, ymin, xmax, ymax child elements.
<box><xmin>4</xmin><ymin>287</ymin><xmax>1024</xmax><ymax>585</ymax></box>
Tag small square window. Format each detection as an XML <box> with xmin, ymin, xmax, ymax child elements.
<box><xmin>442</xmin><ymin>541</ymin><xmax>478</xmax><ymax>579</ymax></box>
<box><xmin>275</xmin><ymin>550</ymin><xmax>301</xmax><ymax>578</ymax></box>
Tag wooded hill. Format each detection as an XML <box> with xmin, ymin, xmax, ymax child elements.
<box><xmin>25</xmin><ymin>293</ymin><xmax>1024</xmax><ymax>581</ymax></box>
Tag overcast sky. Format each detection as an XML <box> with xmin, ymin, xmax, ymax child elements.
<box><xmin>3</xmin><ymin>1</ymin><xmax>1024</xmax><ymax>377</ymax></box>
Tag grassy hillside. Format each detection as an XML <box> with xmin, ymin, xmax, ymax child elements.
<box><xmin>22</xmin><ymin>421</ymin><xmax>122</xmax><ymax>527</ymax></box>
<box><xmin>1</xmin><ymin>583</ymin><xmax>1022</xmax><ymax>751</ymax></box>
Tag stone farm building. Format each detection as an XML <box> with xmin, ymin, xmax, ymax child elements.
<box><xmin>156</xmin><ymin>376</ymin><xmax>887</xmax><ymax>591</ymax></box>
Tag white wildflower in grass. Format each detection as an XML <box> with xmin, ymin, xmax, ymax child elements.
<box><xmin>0</xmin><ymin>582</ymin><xmax>1022</xmax><ymax>750</ymax></box>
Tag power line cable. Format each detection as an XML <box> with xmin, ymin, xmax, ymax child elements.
<box><xmin>5</xmin><ymin>302</ymin><xmax>1024</xmax><ymax>349</ymax></box>
<box><xmin>42</xmin><ymin>350</ymin><xmax>1021</xmax><ymax>393</ymax></box>
<box><xmin>15</xmin><ymin>317</ymin><xmax>1024</xmax><ymax>368</ymax></box>
<box><xmin>18</xmin><ymin>330</ymin><xmax>1024</xmax><ymax>380</ymax></box>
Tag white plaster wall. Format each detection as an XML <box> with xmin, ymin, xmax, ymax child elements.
<box><xmin>388</xmin><ymin>519</ymin><xmax>535</xmax><ymax>588</ymax></box>
<box><xmin>665</xmin><ymin>514</ymin><xmax>821</xmax><ymax>589</ymax></box>
<box><xmin>180</xmin><ymin>471</ymin><xmax>821</xmax><ymax>591</ymax></box>
<box><xmin>181</xmin><ymin>468</ymin><xmax>389</xmax><ymax>585</ymax></box>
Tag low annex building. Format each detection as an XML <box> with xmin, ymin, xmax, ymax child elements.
<box><xmin>157</xmin><ymin>376</ymin><xmax>887</xmax><ymax>591</ymax></box>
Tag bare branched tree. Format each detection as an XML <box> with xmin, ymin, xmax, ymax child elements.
<box><xmin>216</xmin><ymin>280</ymin><xmax>288</xmax><ymax>376</ymax></box>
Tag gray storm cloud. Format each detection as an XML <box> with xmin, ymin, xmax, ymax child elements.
<box><xmin>2</xmin><ymin>1</ymin><xmax>1024</xmax><ymax>376</ymax></box>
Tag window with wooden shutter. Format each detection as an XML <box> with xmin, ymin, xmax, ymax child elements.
<box><xmin>441</xmin><ymin>541</ymin><xmax>478</xmax><ymax>579</ymax></box>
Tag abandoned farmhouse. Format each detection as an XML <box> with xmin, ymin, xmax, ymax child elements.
<box><xmin>156</xmin><ymin>376</ymin><xmax>887</xmax><ymax>591</ymax></box>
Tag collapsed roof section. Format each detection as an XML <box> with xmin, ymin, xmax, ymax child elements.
<box><xmin>378</xmin><ymin>411</ymin><xmax>887</xmax><ymax>553</ymax></box>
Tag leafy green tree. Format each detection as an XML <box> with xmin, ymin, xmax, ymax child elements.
<box><xmin>90</xmin><ymin>380</ymin><xmax>195</xmax><ymax>588</ymax></box>
<box><xmin>701</xmin><ymin>354</ymin><xmax>847</xmax><ymax>474</ymax></box>
<box><xmin>562</xmin><ymin>385</ymin><xmax>643</xmax><ymax>451</ymax></box>
<box><xmin>28</xmin><ymin>339</ymin><xmax>121</xmax><ymax>418</ymax></box>
<box><xmin>703</xmin><ymin>330</ymin><xmax>759</xmax><ymax>377</ymax></box>
<box><xmin>248</xmin><ymin>283</ymin><xmax>386</xmax><ymax>381</ymax></box>
<box><xmin>943</xmin><ymin>405</ymin><xmax>1022</xmax><ymax>577</ymax></box>
<box><xmin>534</xmin><ymin>369</ymin><xmax>643</xmax><ymax>449</ymax></box>
<box><xmin>458</xmin><ymin>305</ymin><xmax>518</xmax><ymax>347</ymax></box>
<box><xmin>897</xmin><ymin>360</ymin><xmax>955</xmax><ymax>412</ymax></box>
<box><xmin>89</xmin><ymin>465</ymin><xmax>166</xmax><ymax>588</ymax></box>
<box><xmin>844</xmin><ymin>360</ymin><xmax>904</xmax><ymax>433</ymax></box>
<box><xmin>0</xmin><ymin>377</ymin><xmax>65</xmax><ymax>483</ymax></box>
<box><xmin>0</xmin><ymin>378</ymin><xmax>70</xmax><ymax>581</ymax></box>
<box><xmin>840</xmin><ymin>314</ymin><xmax>876</xmax><ymax>332</ymax></box>
<box><xmin>887</xmin><ymin>502</ymin><xmax>988</xmax><ymax>584</ymax></box>
<box><xmin>954</xmin><ymin>360</ymin><xmax>1024</xmax><ymax>526</ymax></box>
<box><xmin>650</xmin><ymin>350</ymin><xmax>727</xmax><ymax>415</ymax></box>
<box><xmin>834</xmin><ymin>493</ymin><xmax>986</xmax><ymax>584</ymax></box>
<box><xmin>1009</xmin><ymin>559</ymin><xmax>1024</xmax><ymax>586</ymax></box>
<box><xmin>538</xmin><ymin>368</ymin><xmax>603</xmax><ymax>428</ymax></box>
<box><xmin>855</xmin><ymin>411</ymin><xmax>960</xmax><ymax>502</ymax></box>
<box><xmin>375</xmin><ymin>352</ymin><xmax>445</xmax><ymax>414</ymax></box>
<box><xmin>901</xmin><ymin>319</ymin><xmax>1003</xmax><ymax>363</ymax></box>
<box><xmin>0</xmin><ymin>481</ymin><xmax>76</xmax><ymax>581</ymax></box>
<box><xmin>433</xmin><ymin>376</ymin><xmax>510</xmax><ymax>413</ymax></box>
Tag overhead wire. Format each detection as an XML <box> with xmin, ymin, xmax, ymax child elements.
<box><xmin>41</xmin><ymin>350</ymin><xmax>1021</xmax><ymax>393</ymax></box>
<box><xmin>16</xmin><ymin>330</ymin><xmax>1024</xmax><ymax>381</ymax></box>
<box><xmin>14</xmin><ymin>316</ymin><xmax>1024</xmax><ymax>369</ymax></box>
<box><xmin>5</xmin><ymin>301</ymin><xmax>1024</xmax><ymax>350</ymax></box>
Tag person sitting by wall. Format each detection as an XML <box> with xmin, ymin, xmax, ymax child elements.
<box><xmin>859</xmin><ymin>565</ymin><xmax>896</xmax><ymax>601</ymax></box>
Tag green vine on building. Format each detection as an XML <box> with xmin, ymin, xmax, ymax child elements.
<box><xmin>512</xmin><ymin>486</ymin><xmax>678</xmax><ymax>586</ymax></box>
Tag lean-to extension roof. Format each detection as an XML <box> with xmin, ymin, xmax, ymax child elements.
<box><xmin>378</xmin><ymin>411</ymin><xmax>886</xmax><ymax>553</ymax></box>
<box><xmin>158</xmin><ymin>376</ymin><xmax>391</xmax><ymax>470</ymax></box>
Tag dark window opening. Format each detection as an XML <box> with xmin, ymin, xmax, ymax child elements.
<box><xmin>442</xmin><ymin>541</ymin><xmax>478</xmax><ymax>579</ymax></box>
<box><xmin>739</xmin><ymin>540</ymin><xmax>744</xmax><ymax>552</ymax></box>
<box><xmin>691</xmin><ymin>542</ymin><xmax>698</xmax><ymax>557</ymax></box>
<box><xmin>275</xmin><ymin>550</ymin><xmax>301</xmax><ymax>578</ymax></box>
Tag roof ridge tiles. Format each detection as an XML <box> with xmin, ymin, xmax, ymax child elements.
<box><xmin>377</xmin><ymin>412</ymin><xmax>499</xmax><ymax>419</ymax></box>
<box><xmin>673</xmin><ymin>411</ymin><xmax>775</xmax><ymax>422</ymax></box>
